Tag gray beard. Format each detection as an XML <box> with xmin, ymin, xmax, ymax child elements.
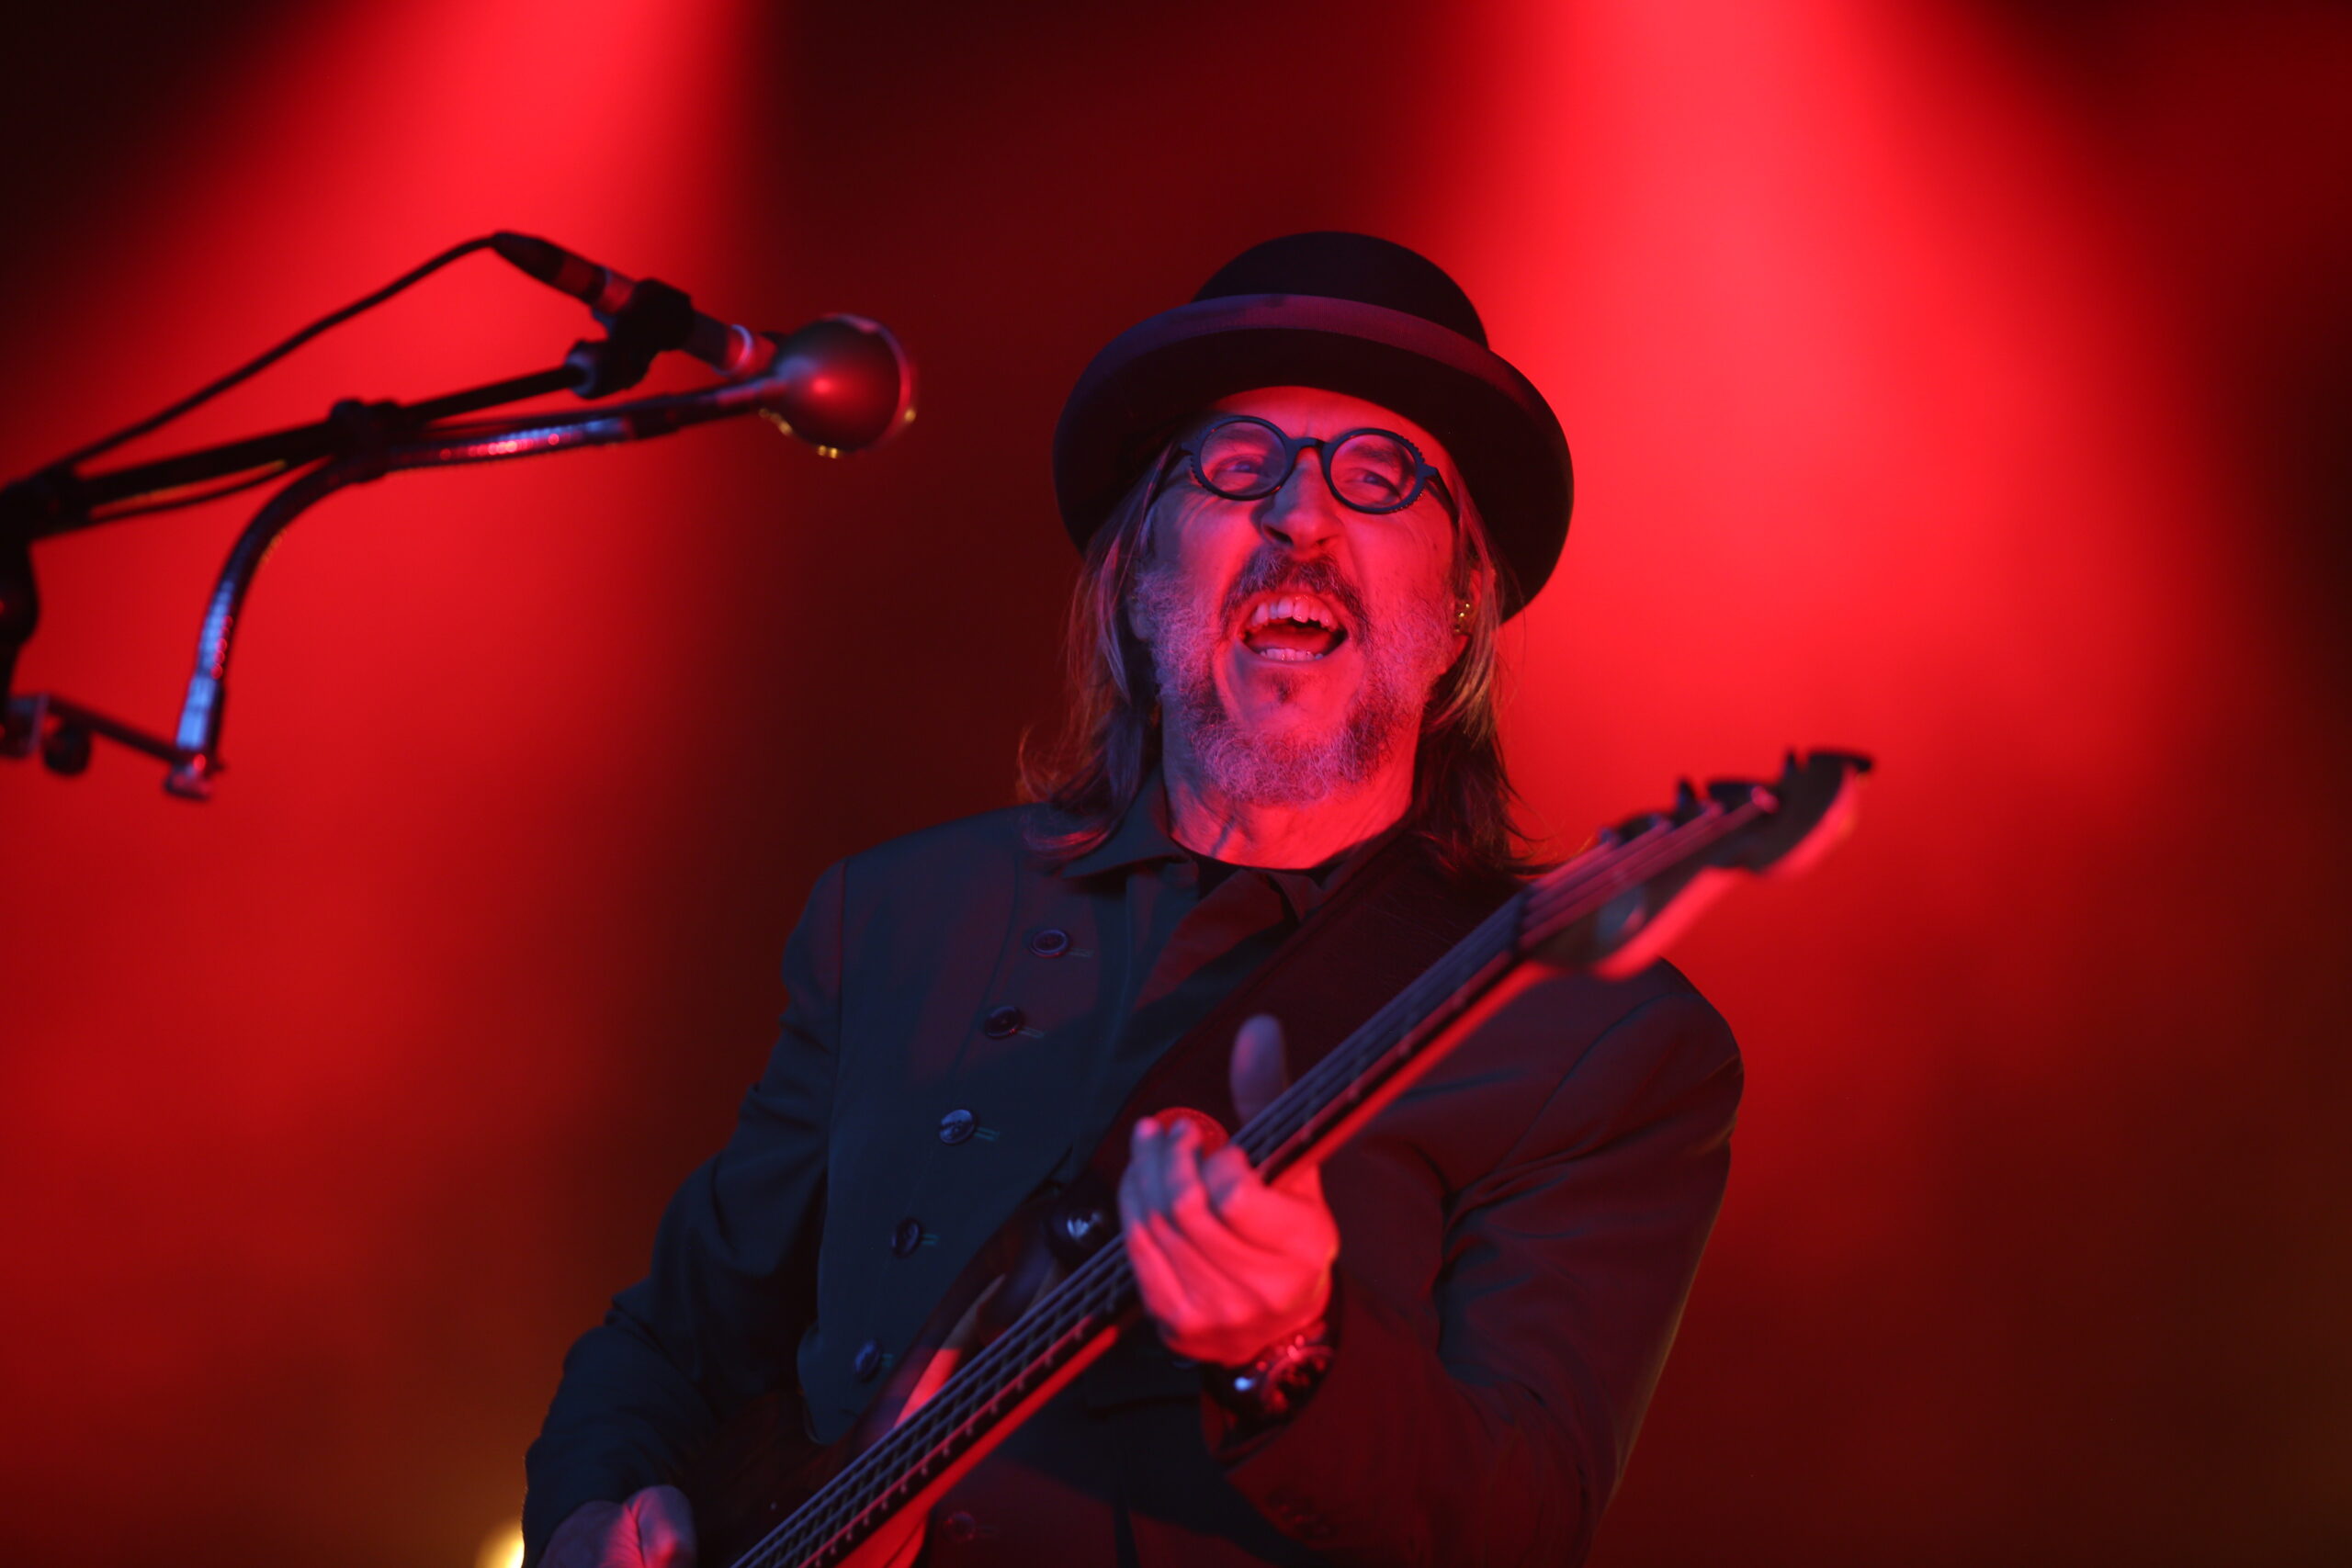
<box><xmin>1130</xmin><ymin>552</ymin><xmax>1452</xmax><ymax>808</ymax></box>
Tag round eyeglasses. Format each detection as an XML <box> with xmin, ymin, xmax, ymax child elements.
<box><xmin>1168</xmin><ymin>415</ymin><xmax>1458</xmax><ymax>520</ymax></box>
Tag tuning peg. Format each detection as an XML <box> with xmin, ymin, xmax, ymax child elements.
<box><xmin>1609</xmin><ymin>808</ymin><xmax>1672</xmax><ymax>841</ymax></box>
<box><xmin>1673</xmin><ymin>778</ymin><xmax>1702</xmax><ymax>818</ymax></box>
<box><xmin>1706</xmin><ymin>778</ymin><xmax>1776</xmax><ymax>812</ymax></box>
<box><xmin>1781</xmin><ymin>749</ymin><xmax>1878</xmax><ymax>785</ymax></box>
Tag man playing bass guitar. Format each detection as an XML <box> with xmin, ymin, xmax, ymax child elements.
<box><xmin>524</xmin><ymin>232</ymin><xmax>1743</xmax><ymax>1568</ymax></box>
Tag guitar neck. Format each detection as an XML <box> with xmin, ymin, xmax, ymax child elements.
<box><xmin>1243</xmin><ymin>796</ymin><xmax>1763</xmax><ymax>1186</ymax></box>
<box><xmin>737</xmin><ymin>797</ymin><xmax>1772</xmax><ymax>1568</ymax></box>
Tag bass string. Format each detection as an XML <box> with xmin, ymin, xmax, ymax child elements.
<box><xmin>1515</xmin><ymin>801</ymin><xmax>1763</xmax><ymax>955</ymax></box>
<box><xmin>756</xmin><ymin>1239</ymin><xmax>1143</xmax><ymax>1566</ymax></box>
<box><xmin>1498</xmin><ymin>805</ymin><xmax>1756</xmax><ymax>965</ymax></box>
<box><xmin>755</xmin><ymin>1211</ymin><xmax>1148</xmax><ymax>1562</ymax></box>
<box><xmin>786</xmin><ymin>1133</ymin><xmax>1227</xmax><ymax>1562</ymax></box>
<box><xmin>1243</xmin><ymin>807</ymin><xmax>1746</xmax><ymax>1168</ymax></box>
<box><xmin>1234</xmin><ymin>896</ymin><xmax>1527</xmax><ymax>1163</ymax></box>
<box><xmin>1517</xmin><ymin>802</ymin><xmax>1750</xmax><ymax>936</ymax></box>
<box><xmin>1230</xmin><ymin>820</ymin><xmax>1673</xmax><ymax>1163</ymax></box>
<box><xmin>757</xmin><ymin>803</ymin><xmax>1765</xmax><ymax>1564</ymax></box>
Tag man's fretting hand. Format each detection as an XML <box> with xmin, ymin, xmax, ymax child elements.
<box><xmin>1117</xmin><ymin>1014</ymin><xmax>1339</xmax><ymax>1368</ymax></box>
<box><xmin>545</xmin><ymin>1484</ymin><xmax>695</xmax><ymax>1568</ymax></box>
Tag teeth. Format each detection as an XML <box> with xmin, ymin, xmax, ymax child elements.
<box><xmin>1246</xmin><ymin>593</ymin><xmax>1338</xmax><ymax>630</ymax></box>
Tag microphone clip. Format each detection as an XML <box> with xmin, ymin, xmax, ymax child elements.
<box><xmin>565</xmin><ymin>276</ymin><xmax>698</xmax><ymax>398</ymax></box>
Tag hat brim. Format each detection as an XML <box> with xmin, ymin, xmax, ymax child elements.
<box><xmin>1052</xmin><ymin>294</ymin><xmax>1572</xmax><ymax>615</ymax></box>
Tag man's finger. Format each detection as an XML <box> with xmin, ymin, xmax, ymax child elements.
<box><xmin>1142</xmin><ymin>1130</ymin><xmax>1246</xmax><ymax>1269</ymax></box>
<box><xmin>1129</xmin><ymin>1194</ymin><xmax>1267</xmax><ymax>1331</ymax></box>
<box><xmin>1229</xmin><ymin>1013</ymin><xmax>1289</xmax><ymax>1123</ymax></box>
<box><xmin>542</xmin><ymin>1501</ymin><xmax>624</xmax><ymax>1568</ymax></box>
<box><xmin>1199</xmin><ymin>1145</ymin><xmax>1308</xmax><ymax>1251</ymax></box>
<box><xmin>1203</xmin><ymin>1147</ymin><xmax>1334</xmax><ymax>1255</ymax></box>
<box><xmin>1127</xmin><ymin>1116</ymin><xmax>1179</xmax><ymax>1223</ymax></box>
<box><xmin>628</xmin><ymin>1485</ymin><xmax>696</xmax><ymax>1568</ymax></box>
<box><xmin>1155</xmin><ymin>1131</ymin><xmax>1283</xmax><ymax>1286</ymax></box>
<box><xmin>1123</xmin><ymin>1207</ymin><xmax>1202</xmax><ymax>1321</ymax></box>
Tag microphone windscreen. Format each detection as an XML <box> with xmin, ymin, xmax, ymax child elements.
<box><xmin>761</xmin><ymin>315</ymin><xmax>916</xmax><ymax>455</ymax></box>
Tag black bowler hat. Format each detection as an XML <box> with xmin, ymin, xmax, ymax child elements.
<box><xmin>1052</xmin><ymin>231</ymin><xmax>1573</xmax><ymax>615</ymax></box>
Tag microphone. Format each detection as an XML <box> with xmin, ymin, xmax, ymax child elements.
<box><xmin>491</xmin><ymin>231</ymin><xmax>916</xmax><ymax>452</ymax></box>
<box><xmin>755</xmin><ymin>312</ymin><xmax>919</xmax><ymax>455</ymax></box>
<box><xmin>491</xmin><ymin>231</ymin><xmax>774</xmax><ymax>377</ymax></box>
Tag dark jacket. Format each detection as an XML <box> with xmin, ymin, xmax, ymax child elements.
<box><xmin>524</xmin><ymin>794</ymin><xmax>1742</xmax><ymax>1566</ymax></box>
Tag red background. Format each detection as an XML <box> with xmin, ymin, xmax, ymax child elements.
<box><xmin>4</xmin><ymin>2</ymin><xmax>2347</xmax><ymax>1563</ymax></box>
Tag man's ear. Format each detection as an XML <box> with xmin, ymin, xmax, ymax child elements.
<box><xmin>1442</xmin><ymin>550</ymin><xmax>1498</xmax><ymax>670</ymax></box>
<box><xmin>1446</xmin><ymin>575</ymin><xmax>1485</xmax><ymax>657</ymax></box>
<box><xmin>1442</xmin><ymin>610</ymin><xmax>1472</xmax><ymax>675</ymax></box>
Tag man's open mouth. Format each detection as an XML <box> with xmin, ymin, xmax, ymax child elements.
<box><xmin>1239</xmin><ymin>592</ymin><xmax>1350</xmax><ymax>662</ymax></box>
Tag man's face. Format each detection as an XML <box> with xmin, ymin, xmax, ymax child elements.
<box><xmin>1127</xmin><ymin>386</ymin><xmax>1468</xmax><ymax>807</ymax></box>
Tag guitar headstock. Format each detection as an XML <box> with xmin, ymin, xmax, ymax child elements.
<box><xmin>1530</xmin><ymin>748</ymin><xmax>1872</xmax><ymax>977</ymax></box>
<box><xmin>1700</xmin><ymin>748</ymin><xmax>1873</xmax><ymax>879</ymax></box>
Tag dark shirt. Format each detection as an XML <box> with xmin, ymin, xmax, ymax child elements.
<box><xmin>523</xmin><ymin>784</ymin><xmax>1741</xmax><ymax>1566</ymax></box>
<box><xmin>1040</xmin><ymin>800</ymin><xmax>1364</xmax><ymax>1195</ymax></box>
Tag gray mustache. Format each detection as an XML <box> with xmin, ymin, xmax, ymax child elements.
<box><xmin>1221</xmin><ymin>552</ymin><xmax>1372</xmax><ymax>634</ymax></box>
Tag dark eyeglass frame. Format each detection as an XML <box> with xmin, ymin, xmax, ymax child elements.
<box><xmin>1159</xmin><ymin>414</ymin><xmax>1459</xmax><ymax>521</ymax></box>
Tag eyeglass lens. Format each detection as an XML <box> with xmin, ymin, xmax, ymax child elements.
<box><xmin>1194</xmin><ymin>419</ymin><xmax>1423</xmax><ymax>513</ymax></box>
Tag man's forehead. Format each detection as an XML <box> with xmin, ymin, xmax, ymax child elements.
<box><xmin>1201</xmin><ymin>386</ymin><xmax>1452</xmax><ymax>460</ymax></box>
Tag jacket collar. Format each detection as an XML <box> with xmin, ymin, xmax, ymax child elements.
<box><xmin>1056</xmin><ymin>773</ymin><xmax>1188</xmax><ymax>878</ymax></box>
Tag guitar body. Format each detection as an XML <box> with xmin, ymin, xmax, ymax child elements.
<box><xmin>684</xmin><ymin>1388</ymin><xmax>837</xmax><ymax>1568</ymax></box>
<box><xmin>687</xmin><ymin>1354</ymin><xmax>949</xmax><ymax>1567</ymax></box>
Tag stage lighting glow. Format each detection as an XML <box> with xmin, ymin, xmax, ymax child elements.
<box><xmin>476</xmin><ymin>1518</ymin><xmax>524</xmax><ymax>1568</ymax></box>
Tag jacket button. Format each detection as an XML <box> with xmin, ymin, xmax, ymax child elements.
<box><xmin>1028</xmin><ymin>927</ymin><xmax>1071</xmax><ymax>957</ymax></box>
<box><xmin>854</xmin><ymin>1339</ymin><xmax>884</xmax><ymax>1382</ymax></box>
<box><xmin>891</xmin><ymin>1217</ymin><xmax>923</xmax><ymax>1257</ymax></box>
<box><xmin>982</xmin><ymin>1004</ymin><xmax>1024</xmax><ymax>1037</ymax></box>
<box><xmin>938</xmin><ymin>1109</ymin><xmax>977</xmax><ymax>1145</ymax></box>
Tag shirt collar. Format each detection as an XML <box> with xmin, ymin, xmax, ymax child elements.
<box><xmin>1054</xmin><ymin>772</ymin><xmax>1411</xmax><ymax>919</ymax></box>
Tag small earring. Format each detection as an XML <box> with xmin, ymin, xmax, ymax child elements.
<box><xmin>1453</xmin><ymin>599</ymin><xmax>1473</xmax><ymax>632</ymax></box>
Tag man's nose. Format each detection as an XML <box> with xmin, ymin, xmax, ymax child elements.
<box><xmin>1257</xmin><ymin>450</ymin><xmax>1345</xmax><ymax>556</ymax></box>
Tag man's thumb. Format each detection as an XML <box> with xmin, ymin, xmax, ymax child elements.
<box><xmin>1229</xmin><ymin>1013</ymin><xmax>1290</xmax><ymax>1123</ymax></box>
<box><xmin>626</xmin><ymin>1485</ymin><xmax>696</xmax><ymax>1568</ymax></box>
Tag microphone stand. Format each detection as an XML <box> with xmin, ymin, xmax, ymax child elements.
<box><xmin>0</xmin><ymin>291</ymin><xmax>910</xmax><ymax>798</ymax></box>
<box><xmin>0</xmin><ymin>365</ymin><xmax>580</xmax><ymax>792</ymax></box>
